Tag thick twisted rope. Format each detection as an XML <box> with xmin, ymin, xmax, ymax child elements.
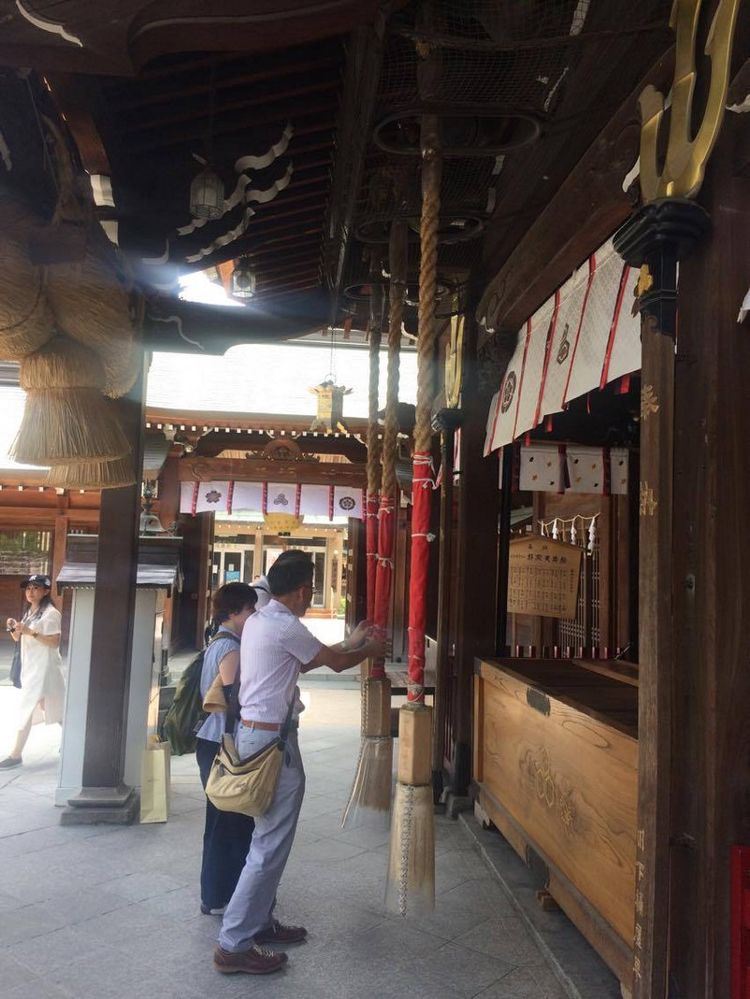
<box><xmin>406</xmin><ymin>112</ymin><xmax>442</xmax><ymax>703</ymax></box>
<box><xmin>382</xmin><ymin>220</ymin><xmax>407</xmax><ymax>498</ymax></box>
<box><xmin>415</xmin><ymin>115</ymin><xmax>442</xmax><ymax>453</ymax></box>
<box><xmin>366</xmin><ymin>256</ymin><xmax>383</xmax><ymax>498</ymax></box>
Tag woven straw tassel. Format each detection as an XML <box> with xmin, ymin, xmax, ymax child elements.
<box><xmin>12</xmin><ymin>337</ymin><xmax>130</xmax><ymax>466</ymax></box>
<box><xmin>0</xmin><ymin>196</ymin><xmax>55</xmax><ymax>361</ymax></box>
<box><xmin>45</xmin><ymin>241</ymin><xmax>136</xmax><ymax>398</ymax></box>
<box><xmin>45</xmin><ymin>456</ymin><xmax>136</xmax><ymax>489</ymax></box>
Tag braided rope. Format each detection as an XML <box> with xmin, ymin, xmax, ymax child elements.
<box><xmin>382</xmin><ymin>220</ymin><xmax>407</xmax><ymax>498</ymax></box>
<box><xmin>415</xmin><ymin>115</ymin><xmax>442</xmax><ymax>453</ymax></box>
<box><xmin>366</xmin><ymin>255</ymin><xmax>383</xmax><ymax>497</ymax></box>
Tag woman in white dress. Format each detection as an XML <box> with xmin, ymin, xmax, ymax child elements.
<box><xmin>1</xmin><ymin>573</ymin><xmax>65</xmax><ymax>769</ymax></box>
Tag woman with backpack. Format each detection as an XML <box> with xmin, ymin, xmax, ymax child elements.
<box><xmin>196</xmin><ymin>582</ymin><xmax>258</xmax><ymax>915</ymax></box>
<box><xmin>1</xmin><ymin>574</ymin><xmax>65</xmax><ymax>770</ymax></box>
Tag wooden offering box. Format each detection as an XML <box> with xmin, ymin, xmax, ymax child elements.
<box><xmin>473</xmin><ymin>657</ymin><xmax>638</xmax><ymax>988</ymax></box>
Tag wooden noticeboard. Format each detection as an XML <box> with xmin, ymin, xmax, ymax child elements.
<box><xmin>508</xmin><ymin>536</ymin><xmax>583</xmax><ymax>619</ymax></box>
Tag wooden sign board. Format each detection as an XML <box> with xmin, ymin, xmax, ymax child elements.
<box><xmin>508</xmin><ymin>536</ymin><xmax>583</xmax><ymax>619</ymax></box>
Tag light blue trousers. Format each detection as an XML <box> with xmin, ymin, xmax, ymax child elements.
<box><xmin>217</xmin><ymin>727</ymin><xmax>305</xmax><ymax>952</ymax></box>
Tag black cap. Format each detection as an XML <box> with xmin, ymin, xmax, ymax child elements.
<box><xmin>21</xmin><ymin>574</ymin><xmax>51</xmax><ymax>589</ymax></box>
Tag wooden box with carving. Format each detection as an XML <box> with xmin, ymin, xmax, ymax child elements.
<box><xmin>473</xmin><ymin>657</ymin><xmax>638</xmax><ymax>989</ymax></box>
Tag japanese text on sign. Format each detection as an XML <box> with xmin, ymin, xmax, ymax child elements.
<box><xmin>507</xmin><ymin>537</ymin><xmax>583</xmax><ymax>619</ymax></box>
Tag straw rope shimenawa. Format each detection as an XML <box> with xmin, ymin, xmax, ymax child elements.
<box><xmin>341</xmin><ymin>224</ymin><xmax>407</xmax><ymax>830</ymax></box>
<box><xmin>0</xmin><ymin>195</ymin><xmax>55</xmax><ymax>361</ymax></box>
<box><xmin>386</xmin><ymin>107</ymin><xmax>443</xmax><ymax>916</ymax></box>
<box><xmin>11</xmin><ymin>336</ymin><xmax>131</xmax><ymax>466</ymax></box>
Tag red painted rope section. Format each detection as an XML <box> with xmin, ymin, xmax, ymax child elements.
<box><xmin>226</xmin><ymin>480</ymin><xmax>235</xmax><ymax>515</ymax></box>
<box><xmin>406</xmin><ymin>452</ymin><xmax>435</xmax><ymax>701</ymax></box>
<box><xmin>191</xmin><ymin>481</ymin><xmax>199</xmax><ymax>516</ymax></box>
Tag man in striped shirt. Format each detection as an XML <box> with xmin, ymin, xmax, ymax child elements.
<box><xmin>214</xmin><ymin>552</ymin><xmax>386</xmax><ymax>976</ymax></box>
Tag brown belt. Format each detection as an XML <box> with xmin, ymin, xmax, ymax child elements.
<box><xmin>241</xmin><ymin>719</ymin><xmax>281</xmax><ymax>731</ymax></box>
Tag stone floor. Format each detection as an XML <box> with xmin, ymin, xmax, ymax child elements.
<box><xmin>0</xmin><ymin>685</ymin><xmax>570</xmax><ymax>999</ymax></box>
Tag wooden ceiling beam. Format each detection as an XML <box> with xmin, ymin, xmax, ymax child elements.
<box><xmin>177</xmin><ymin>456</ymin><xmax>366</xmax><ymax>488</ymax></box>
<box><xmin>132</xmin><ymin>100</ymin><xmax>339</xmax><ymax>152</ymax></box>
<box><xmin>254</xmin><ymin>256</ymin><xmax>320</xmax><ymax>278</ymax></box>
<box><xmin>112</xmin><ymin>54</ymin><xmax>342</xmax><ymax>112</ymax></box>
<box><xmin>255</xmin><ymin>280</ymin><xmax>321</xmax><ymax>299</ymax></box>
<box><xmin>121</xmin><ymin>77</ymin><xmax>340</xmax><ymax>135</ymax></box>
<box><xmin>257</xmin><ymin>270</ymin><xmax>321</xmax><ymax>290</ymax></box>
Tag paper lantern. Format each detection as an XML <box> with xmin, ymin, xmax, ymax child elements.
<box><xmin>189</xmin><ymin>167</ymin><xmax>224</xmax><ymax>221</ymax></box>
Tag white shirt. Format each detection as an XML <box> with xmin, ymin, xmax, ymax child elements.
<box><xmin>239</xmin><ymin>599</ymin><xmax>323</xmax><ymax>724</ymax></box>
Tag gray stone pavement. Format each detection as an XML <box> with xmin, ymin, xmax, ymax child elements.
<box><xmin>0</xmin><ymin>686</ymin><xmax>569</xmax><ymax>999</ymax></box>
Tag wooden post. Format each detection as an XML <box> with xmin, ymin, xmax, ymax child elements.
<box><xmin>66</xmin><ymin>363</ymin><xmax>145</xmax><ymax>821</ymax></box>
<box><xmin>495</xmin><ymin>446</ymin><xmax>513</xmax><ymax>656</ymax></box>
<box><xmin>452</xmin><ymin>311</ymin><xmax>500</xmax><ymax>794</ymax></box>
<box><xmin>666</xmin><ymin>117</ymin><xmax>750</xmax><ymax>999</ymax></box>
<box><xmin>432</xmin><ymin>410</ymin><xmax>460</xmax><ymax>801</ymax></box>
<box><xmin>631</xmin><ymin>310</ymin><xmax>673</xmax><ymax>998</ymax></box>
<box><xmin>51</xmin><ymin>513</ymin><xmax>68</xmax><ymax>610</ymax></box>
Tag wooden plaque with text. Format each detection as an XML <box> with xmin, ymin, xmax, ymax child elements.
<box><xmin>508</xmin><ymin>536</ymin><xmax>583</xmax><ymax>619</ymax></box>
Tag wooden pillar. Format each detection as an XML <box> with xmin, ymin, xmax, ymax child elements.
<box><xmin>67</xmin><ymin>364</ymin><xmax>145</xmax><ymax>820</ymax></box>
<box><xmin>254</xmin><ymin>528</ymin><xmax>264</xmax><ymax>579</ymax></box>
<box><xmin>51</xmin><ymin>513</ymin><xmax>68</xmax><ymax>610</ymax></box>
<box><xmin>666</xmin><ymin>117</ymin><xmax>750</xmax><ymax>999</ymax></box>
<box><xmin>195</xmin><ymin>512</ymin><xmax>214</xmax><ymax>647</ymax></box>
<box><xmin>495</xmin><ymin>445</ymin><xmax>513</xmax><ymax>656</ymax></box>
<box><xmin>632</xmin><ymin>299</ymin><xmax>674</xmax><ymax>998</ymax></box>
<box><xmin>452</xmin><ymin>312</ymin><xmax>500</xmax><ymax>795</ymax></box>
<box><xmin>432</xmin><ymin>410</ymin><xmax>460</xmax><ymax>801</ymax></box>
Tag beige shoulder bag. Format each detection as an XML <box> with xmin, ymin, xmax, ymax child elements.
<box><xmin>205</xmin><ymin>698</ymin><xmax>294</xmax><ymax>817</ymax></box>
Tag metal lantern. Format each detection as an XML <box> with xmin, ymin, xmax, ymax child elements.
<box><xmin>231</xmin><ymin>259</ymin><xmax>257</xmax><ymax>300</ymax></box>
<box><xmin>189</xmin><ymin>166</ymin><xmax>224</xmax><ymax>220</ymax></box>
<box><xmin>309</xmin><ymin>379</ymin><xmax>352</xmax><ymax>433</ymax></box>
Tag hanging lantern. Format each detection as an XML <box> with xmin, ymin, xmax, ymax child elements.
<box><xmin>231</xmin><ymin>258</ymin><xmax>256</xmax><ymax>300</ymax></box>
<box><xmin>189</xmin><ymin>166</ymin><xmax>224</xmax><ymax>220</ymax></box>
<box><xmin>309</xmin><ymin>379</ymin><xmax>352</xmax><ymax>433</ymax></box>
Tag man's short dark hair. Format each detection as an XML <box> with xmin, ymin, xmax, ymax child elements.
<box><xmin>268</xmin><ymin>552</ymin><xmax>314</xmax><ymax>596</ymax></box>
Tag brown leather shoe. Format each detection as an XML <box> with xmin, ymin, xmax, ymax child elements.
<box><xmin>213</xmin><ymin>944</ymin><xmax>286</xmax><ymax>975</ymax></box>
<box><xmin>254</xmin><ymin>919</ymin><xmax>307</xmax><ymax>944</ymax></box>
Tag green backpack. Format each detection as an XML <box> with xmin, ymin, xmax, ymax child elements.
<box><xmin>160</xmin><ymin>632</ymin><xmax>240</xmax><ymax>755</ymax></box>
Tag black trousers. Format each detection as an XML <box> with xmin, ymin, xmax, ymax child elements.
<box><xmin>196</xmin><ymin>737</ymin><xmax>255</xmax><ymax>909</ymax></box>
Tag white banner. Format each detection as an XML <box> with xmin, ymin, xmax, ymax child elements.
<box><xmin>485</xmin><ymin>324</ymin><xmax>528</xmax><ymax>454</ymax></box>
<box><xmin>178</xmin><ymin>481</ymin><xmax>362</xmax><ymax>519</ymax></box>
<box><xmin>299</xmin><ymin>484</ymin><xmax>330</xmax><ymax>518</ymax></box>
<box><xmin>610</xmin><ymin>448</ymin><xmax>629</xmax><ymax>495</ymax></box>
<box><xmin>513</xmin><ymin>296</ymin><xmax>557</xmax><ymax>440</ymax></box>
<box><xmin>333</xmin><ymin>486</ymin><xmax>363</xmax><ymax>519</ymax></box>
<box><xmin>565</xmin><ymin>447</ymin><xmax>606</xmax><ymax>494</ymax></box>
<box><xmin>538</xmin><ymin>265</ymin><xmax>591</xmax><ymax>417</ymax></box>
<box><xmin>484</xmin><ymin>237</ymin><xmax>642</xmax><ymax>454</ymax></box>
<box><xmin>519</xmin><ymin>444</ymin><xmax>564</xmax><ymax>493</ymax></box>
<box><xmin>266</xmin><ymin>482</ymin><xmax>297</xmax><ymax>515</ymax></box>
<box><xmin>231</xmin><ymin>481</ymin><xmax>263</xmax><ymax>512</ymax></box>
<box><xmin>564</xmin><ymin>241</ymin><xmax>632</xmax><ymax>405</ymax></box>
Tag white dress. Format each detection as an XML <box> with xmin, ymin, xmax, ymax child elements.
<box><xmin>17</xmin><ymin>604</ymin><xmax>66</xmax><ymax>728</ymax></box>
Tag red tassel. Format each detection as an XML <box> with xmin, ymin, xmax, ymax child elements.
<box><xmin>545</xmin><ymin>415</ymin><xmax>553</xmax><ymax>433</ymax></box>
<box><xmin>618</xmin><ymin>373</ymin><xmax>631</xmax><ymax>394</ymax></box>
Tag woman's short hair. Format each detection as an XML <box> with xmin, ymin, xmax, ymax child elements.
<box><xmin>268</xmin><ymin>552</ymin><xmax>314</xmax><ymax>596</ymax></box>
<box><xmin>210</xmin><ymin>582</ymin><xmax>257</xmax><ymax>625</ymax></box>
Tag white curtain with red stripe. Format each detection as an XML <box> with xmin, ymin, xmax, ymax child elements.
<box><xmin>484</xmin><ymin>237</ymin><xmax>640</xmax><ymax>455</ymax></box>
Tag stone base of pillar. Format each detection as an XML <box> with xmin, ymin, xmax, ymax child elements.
<box><xmin>60</xmin><ymin>785</ymin><xmax>139</xmax><ymax>826</ymax></box>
